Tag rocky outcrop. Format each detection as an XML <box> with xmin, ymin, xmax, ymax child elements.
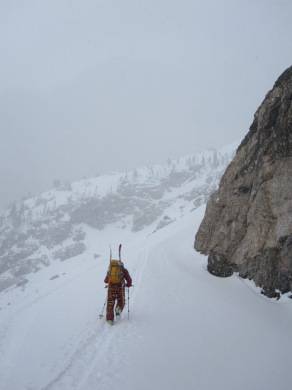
<box><xmin>195</xmin><ymin>66</ymin><xmax>292</xmax><ymax>298</ymax></box>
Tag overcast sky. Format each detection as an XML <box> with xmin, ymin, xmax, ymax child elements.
<box><xmin>0</xmin><ymin>0</ymin><xmax>292</xmax><ymax>209</ymax></box>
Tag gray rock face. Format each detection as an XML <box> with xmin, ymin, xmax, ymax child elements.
<box><xmin>195</xmin><ymin>66</ymin><xmax>292</xmax><ymax>298</ymax></box>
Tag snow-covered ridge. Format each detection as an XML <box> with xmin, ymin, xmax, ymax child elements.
<box><xmin>0</xmin><ymin>144</ymin><xmax>235</xmax><ymax>293</ymax></box>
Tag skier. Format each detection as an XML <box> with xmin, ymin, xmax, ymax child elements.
<box><xmin>104</xmin><ymin>248</ymin><xmax>132</xmax><ymax>325</ymax></box>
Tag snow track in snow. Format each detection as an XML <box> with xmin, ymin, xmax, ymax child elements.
<box><xmin>1</xmin><ymin>207</ymin><xmax>292</xmax><ymax>390</ymax></box>
<box><xmin>42</xmin><ymin>247</ymin><xmax>150</xmax><ymax>390</ymax></box>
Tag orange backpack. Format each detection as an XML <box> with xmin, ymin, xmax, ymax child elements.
<box><xmin>108</xmin><ymin>260</ymin><xmax>123</xmax><ymax>284</ymax></box>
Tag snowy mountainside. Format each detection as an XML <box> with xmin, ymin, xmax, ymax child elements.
<box><xmin>1</xmin><ymin>142</ymin><xmax>292</xmax><ymax>390</ymax></box>
<box><xmin>0</xmin><ymin>145</ymin><xmax>235</xmax><ymax>293</ymax></box>
<box><xmin>1</xmin><ymin>204</ymin><xmax>292</xmax><ymax>390</ymax></box>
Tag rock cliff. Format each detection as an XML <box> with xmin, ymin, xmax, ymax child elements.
<box><xmin>195</xmin><ymin>66</ymin><xmax>292</xmax><ymax>298</ymax></box>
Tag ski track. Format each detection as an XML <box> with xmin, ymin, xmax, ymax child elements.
<box><xmin>0</xmin><ymin>261</ymin><xmax>100</xmax><ymax>388</ymax></box>
<box><xmin>40</xmin><ymin>247</ymin><xmax>149</xmax><ymax>390</ymax></box>
<box><xmin>78</xmin><ymin>247</ymin><xmax>150</xmax><ymax>390</ymax></box>
<box><xmin>77</xmin><ymin>238</ymin><xmax>191</xmax><ymax>390</ymax></box>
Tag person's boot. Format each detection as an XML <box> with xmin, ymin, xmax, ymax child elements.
<box><xmin>115</xmin><ymin>306</ymin><xmax>122</xmax><ymax>317</ymax></box>
<box><xmin>106</xmin><ymin>320</ymin><xmax>114</xmax><ymax>325</ymax></box>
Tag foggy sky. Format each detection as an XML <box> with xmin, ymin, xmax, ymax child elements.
<box><xmin>0</xmin><ymin>0</ymin><xmax>292</xmax><ymax>209</ymax></box>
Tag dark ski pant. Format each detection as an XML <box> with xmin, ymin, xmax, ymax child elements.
<box><xmin>106</xmin><ymin>284</ymin><xmax>125</xmax><ymax>321</ymax></box>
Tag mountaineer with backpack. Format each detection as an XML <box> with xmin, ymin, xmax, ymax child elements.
<box><xmin>104</xmin><ymin>244</ymin><xmax>132</xmax><ymax>325</ymax></box>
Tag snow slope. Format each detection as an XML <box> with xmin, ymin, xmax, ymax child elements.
<box><xmin>1</xmin><ymin>206</ymin><xmax>292</xmax><ymax>390</ymax></box>
<box><xmin>0</xmin><ymin>145</ymin><xmax>234</xmax><ymax>294</ymax></box>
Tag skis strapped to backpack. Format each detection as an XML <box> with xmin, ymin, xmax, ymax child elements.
<box><xmin>107</xmin><ymin>244</ymin><xmax>123</xmax><ymax>284</ymax></box>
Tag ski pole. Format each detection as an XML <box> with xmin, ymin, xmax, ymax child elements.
<box><xmin>99</xmin><ymin>285</ymin><xmax>109</xmax><ymax>319</ymax></box>
<box><xmin>99</xmin><ymin>298</ymin><xmax>107</xmax><ymax>319</ymax></box>
<box><xmin>127</xmin><ymin>287</ymin><xmax>130</xmax><ymax>320</ymax></box>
